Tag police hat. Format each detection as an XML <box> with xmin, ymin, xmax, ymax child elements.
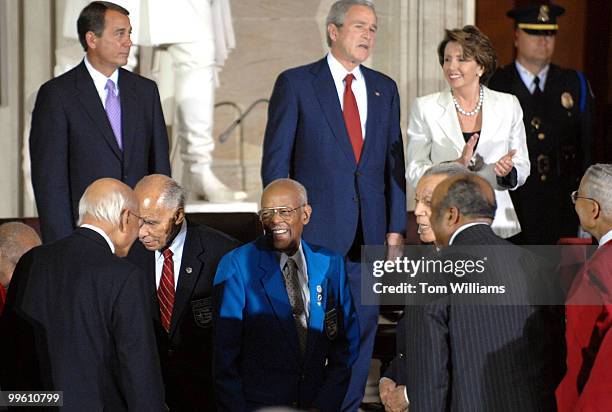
<box><xmin>507</xmin><ymin>3</ymin><xmax>565</xmax><ymax>35</ymax></box>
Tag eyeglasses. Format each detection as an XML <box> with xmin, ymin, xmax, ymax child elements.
<box><xmin>570</xmin><ymin>190</ymin><xmax>598</xmax><ymax>205</ymax></box>
<box><xmin>258</xmin><ymin>205</ymin><xmax>305</xmax><ymax>221</ymax></box>
<box><xmin>128</xmin><ymin>210</ymin><xmax>145</xmax><ymax>228</ymax></box>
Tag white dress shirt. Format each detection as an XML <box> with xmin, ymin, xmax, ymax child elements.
<box><xmin>154</xmin><ymin>220</ymin><xmax>187</xmax><ymax>289</ymax></box>
<box><xmin>515</xmin><ymin>60</ymin><xmax>550</xmax><ymax>94</ymax></box>
<box><xmin>327</xmin><ymin>52</ymin><xmax>368</xmax><ymax>139</ymax></box>
<box><xmin>599</xmin><ymin>229</ymin><xmax>612</xmax><ymax>248</ymax></box>
<box><xmin>80</xmin><ymin>224</ymin><xmax>115</xmax><ymax>254</ymax></box>
<box><xmin>279</xmin><ymin>243</ymin><xmax>310</xmax><ymax>320</ymax></box>
<box><xmin>449</xmin><ymin>222</ymin><xmax>491</xmax><ymax>245</ymax></box>
<box><xmin>84</xmin><ymin>56</ymin><xmax>120</xmax><ymax>108</ymax></box>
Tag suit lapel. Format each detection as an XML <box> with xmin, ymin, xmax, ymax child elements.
<box><xmin>301</xmin><ymin>241</ymin><xmax>329</xmax><ymax>363</ymax></box>
<box><xmin>311</xmin><ymin>58</ymin><xmax>358</xmax><ymax>168</ymax></box>
<box><xmin>75</xmin><ymin>61</ymin><xmax>123</xmax><ymax>161</ymax></box>
<box><xmin>169</xmin><ymin>228</ymin><xmax>204</xmax><ymax>338</ymax></box>
<box><xmin>118</xmin><ymin>69</ymin><xmax>137</xmax><ymax>172</ymax></box>
<box><xmin>479</xmin><ymin>87</ymin><xmax>503</xmax><ymax>151</ymax></box>
<box><xmin>435</xmin><ymin>91</ymin><xmax>466</xmax><ymax>153</ymax></box>
<box><xmin>258</xmin><ymin>247</ymin><xmax>301</xmax><ymax>360</ymax></box>
<box><xmin>359</xmin><ymin>67</ymin><xmax>380</xmax><ymax>168</ymax></box>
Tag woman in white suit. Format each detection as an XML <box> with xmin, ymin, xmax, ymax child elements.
<box><xmin>406</xmin><ymin>26</ymin><xmax>529</xmax><ymax>239</ymax></box>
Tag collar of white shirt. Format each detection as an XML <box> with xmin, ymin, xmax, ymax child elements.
<box><xmin>155</xmin><ymin>219</ymin><xmax>188</xmax><ymax>265</ymax></box>
<box><xmin>327</xmin><ymin>52</ymin><xmax>364</xmax><ymax>86</ymax></box>
<box><xmin>449</xmin><ymin>222</ymin><xmax>491</xmax><ymax>246</ymax></box>
<box><xmin>514</xmin><ymin>60</ymin><xmax>549</xmax><ymax>93</ymax></box>
<box><xmin>598</xmin><ymin>229</ymin><xmax>612</xmax><ymax>248</ymax></box>
<box><xmin>80</xmin><ymin>224</ymin><xmax>115</xmax><ymax>254</ymax></box>
<box><xmin>84</xmin><ymin>55</ymin><xmax>120</xmax><ymax>107</ymax></box>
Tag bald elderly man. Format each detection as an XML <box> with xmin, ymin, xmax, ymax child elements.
<box><xmin>214</xmin><ymin>178</ymin><xmax>359</xmax><ymax>411</ymax></box>
<box><xmin>0</xmin><ymin>178</ymin><xmax>165</xmax><ymax>412</ymax></box>
<box><xmin>403</xmin><ymin>173</ymin><xmax>565</xmax><ymax>411</ymax></box>
<box><xmin>128</xmin><ymin>174</ymin><xmax>239</xmax><ymax>411</ymax></box>
<box><xmin>0</xmin><ymin>222</ymin><xmax>41</xmax><ymax>313</ymax></box>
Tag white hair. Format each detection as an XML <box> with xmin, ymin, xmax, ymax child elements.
<box><xmin>77</xmin><ymin>186</ymin><xmax>135</xmax><ymax>226</ymax></box>
<box><xmin>582</xmin><ymin>163</ymin><xmax>612</xmax><ymax>216</ymax></box>
<box><xmin>158</xmin><ymin>179</ymin><xmax>187</xmax><ymax>210</ymax></box>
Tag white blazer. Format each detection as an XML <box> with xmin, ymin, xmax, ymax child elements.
<box><xmin>406</xmin><ymin>86</ymin><xmax>530</xmax><ymax>238</ymax></box>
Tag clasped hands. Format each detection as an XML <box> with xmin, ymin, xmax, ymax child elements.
<box><xmin>456</xmin><ymin>134</ymin><xmax>516</xmax><ymax>177</ymax></box>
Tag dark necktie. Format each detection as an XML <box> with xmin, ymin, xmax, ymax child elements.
<box><xmin>283</xmin><ymin>258</ymin><xmax>307</xmax><ymax>355</ymax></box>
<box><xmin>105</xmin><ymin>79</ymin><xmax>123</xmax><ymax>150</ymax></box>
<box><xmin>343</xmin><ymin>74</ymin><xmax>363</xmax><ymax>163</ymax></box>
<box><xmin>158</xmin><ymin>248</ymin><xmax>175</xmax><ymax>333</ymax></box>
<box><xmin>532</xmin><ymin>76</ymin><xmax>543</xmax><ymax>101</ymax></box>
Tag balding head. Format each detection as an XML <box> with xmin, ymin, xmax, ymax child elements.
<box><xmin>0</xmin><ymin>222</ymin><xmax>41</xmax><ymax>288</ymax></box>
<box><xmin>429</xmin><ymin>173</ymin><xmax>497</xmax><ymax>246</ymax></box>
<box><xmin>575</xmin><ymin>164</ymin><xmax>612</xmax><ymax>242</ymax></box>
<box><xmin>134</xmin><ymin>175</ymin><xmax>186</xmax><ymax>251</ymax></box>
<box><xmin>77</xmin><ymin>178</ymin><xmax>141</xmax><ymax>256</ymax></box>
<box><xmin>260</xmin><ymin>179</ymin><xmax>311</xmax><ymax>255</ymax></box>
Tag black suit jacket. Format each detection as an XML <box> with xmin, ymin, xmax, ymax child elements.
<box><xmin>0</xmin><ymin>228</ymin><xmax>165</xmax><ymax>412</ymax></box>
<box><xmin>30</xmin><ymin>61</ymin><xmax>171</xmax><ymax>243</ymax></box>
<box><xmin>128</xmin><ymin>222</ymin><xmax>240</xmax><ymax>411</ymax></box>
<box><xmin>404</xmin><ymin>224</ymin><xmax>565</xmax><ymax>412</ymax></box>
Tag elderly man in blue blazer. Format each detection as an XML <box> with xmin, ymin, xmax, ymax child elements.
<box><xmin>261</xmin><ymin>1</ymin><xmax>406</xmax><ymax>408</ymax></box>
<box><xmin>213</xmin><ymin>178</ymin><xmax>359</xmax><ymax>412</ymax></box>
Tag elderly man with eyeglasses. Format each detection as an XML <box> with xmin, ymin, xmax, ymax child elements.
<box><xmin>557</xmin><ymin>164</ymin><xmax>612</xmax><ymax>411</ymax></box>
<box><xmin>127</xmin><ymin>174</ymin><xmax>240</xmax><ymax>412</ymax></box>
<box><xmin>213</xmin><ymin>178</ymin><xmax>359</xmax><ymax>412</ymax></box>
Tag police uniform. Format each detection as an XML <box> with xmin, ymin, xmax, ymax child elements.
<box><xmin>489</xmin><ymin>4</ymin><xmax>594</xmax><ymax>245</ymax></box>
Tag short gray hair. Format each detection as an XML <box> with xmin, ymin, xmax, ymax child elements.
<box><xmin>581</xmin><ymin>163</ymin><xmax>612</xmax><ymax>215</ymax></box>
<box><xmin>77</xmin><ymin>185</ymin><xmax>136</xmax><ymax>226</ymax></box>
<box><xmin>263</xmin><ymin>178</ymin><xmax>308</xmax><ymax>205</ymax></box>
<box><xmin>423</xmin><ymin>162</ymin><xmax>469</xmax><ymax>178</ymax></box>
<box><xmin>0</xmin><ymin>222</ymin><xmax>41</xmax><ymax>264</ymax></box>
<box><xmin>326</xmin><ymin>0</ymin><xmax>376</xmax><ymax>47</ymax></box>
<box><xmin>158</xmin><ymin>179</ymin><xmax>187</xmax><ymax>210</ymax></box>
<box><xmin>436</xmin><ymin>174</ymin><xmax>497</xmax><ymax>220</ymax></box>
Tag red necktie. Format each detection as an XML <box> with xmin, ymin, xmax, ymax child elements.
<box><xmin>343</xmin><ymin>74</ymin><xmax>363</xmax><ymax>163</ymax></box>
<box><xmin>158</xmin><ymin>248</ymin><xmax>175</xmax><ymax>333</ymax></box>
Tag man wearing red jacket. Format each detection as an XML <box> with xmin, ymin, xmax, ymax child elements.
<box><xmin>557</xmin><ymin>163</ymin><xmax>612</xmax><ymax>410</ymax></box>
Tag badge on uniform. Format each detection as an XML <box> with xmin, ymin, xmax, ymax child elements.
<box><xmin>561</xmin><ymin>92</ymin><xmax>574</xmax><ymax>109</ymax></box>
<box><xmin>192</xmin><ymin>297</ymin><xmax>213</xmax><ymax>328</ymax></box>
<box><xmin>324</xmin><ymin>307</ymin><xmax>338</xmax><ymax>340</ymax></box>
<box><xmin>316</xmin><ymin>285</ymin><xmax>323</xmax><ymax>306</ymax></box>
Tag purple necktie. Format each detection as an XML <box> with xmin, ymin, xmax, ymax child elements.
<box><xmin>105</xmin><ymin>79</ymin><xmax>122</xmax><ymax>150</ymax></box>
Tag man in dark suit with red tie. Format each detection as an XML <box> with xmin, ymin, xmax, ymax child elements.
<box><xmin>557</xmin><ymin>164</ymin><xmax>612</xmax><ymax>411</ymax></box>
<box><xmin>128</xmin><ymin>174</ymin><xmax>239</xmax><ymax>411</ymax></box>
<box><xmin>261</xmin><ymin>1</ymin><xmax>406</xmax><ymax>408</ymax></box>
<box><xmin>30</xmin><ymin>1</ymin><xmax>170</xmax><ymax>243</ymax></box>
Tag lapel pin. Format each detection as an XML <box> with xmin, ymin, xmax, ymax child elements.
<box><xmin>316</xmin><ymin>285</ymin><xmax>322</xmax><ymax>293</ymax></box>
<box><xmin>185</xmin><ymin>267</ymin><xmax>192</xmax><ymax>274</ymax></box>
<box><xmin>374</xmin><ymin>91</ymin><xmax>381</xmax><ymax>96</ymax></box>
<box><xmin>316</xmin><ymin>285</ymin><xmax>323</xmax><ymax>306</ymax></box>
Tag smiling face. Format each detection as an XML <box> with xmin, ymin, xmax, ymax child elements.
<box><xmin>260</xmin><ymin>183</ymin><xmax>311</xmax><ymax>255</ymax></box>
<box><xmin>443</xmin><ymin>41</ymin><xmax>483</xmax><ymax>91</ymax></box>
<box><xmin>328</xmin><ymin>4</ymin><xmax>377</xmax><ymax>71</ymax></box>
<box><xmin>86</xmin><ymin>9</ymin><xmax>132</xmax><ymax>76</ymax></box>
<box><xmin>415</xmin><ymin>174</ymin><xmax>448</xmax><ymax>243</ymax></box>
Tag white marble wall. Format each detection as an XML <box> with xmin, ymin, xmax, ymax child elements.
<box><xmin>0</xmin><ymin>0</ymin><xmax>474</xmax><ymax>217</ymax></box>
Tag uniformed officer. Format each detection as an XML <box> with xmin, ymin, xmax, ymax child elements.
<box><xmin>489</xmin><ymin>3</ymin><xmax>594</xmax><ymax>245</ymax></box>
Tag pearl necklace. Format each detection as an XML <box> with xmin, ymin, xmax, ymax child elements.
<box><xmin>452</xmin><ymin>86</ymin><xmax>484</xmax><ymax>116</ymax></box>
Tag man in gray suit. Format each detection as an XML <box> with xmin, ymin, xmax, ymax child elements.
<box><xmin>401</xmin><ymin>173</ymin><xmax>565</xmax><ymax>412</ymax></box>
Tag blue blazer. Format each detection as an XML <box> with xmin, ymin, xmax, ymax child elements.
<box><xmin>262</xmin><ymin>57</ymin><xmax>406</xmax><ymax>255</ymax></box>
<box><xmin>213</xmin><ymin>238</ymin><xmax>359</xmax><ymax>412</ymax></box>
<box><xmin>30</xmin><ymin>61</ymin><xmax>171</xmax><ymax>242</ymax></box>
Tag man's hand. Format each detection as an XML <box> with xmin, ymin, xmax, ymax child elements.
<box><xmin>386</xmin><ymin>232</ymin><xmax>404</xmax><ymax>261</ymax></box>
<box><xmin>384</xmin><ymin>385</ymin><xmax>409</xmax><ymax>412</ymax></box>
<box><xmin>379</xmin><ymin>378</ymin><xmax>397</xmax><ymax>406</ymax></box>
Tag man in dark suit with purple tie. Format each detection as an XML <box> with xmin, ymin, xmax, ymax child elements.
<box><xmin>30</xmin><ymin>1</ymin><xmax>170</xmax><ymax>243</ymax></box>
